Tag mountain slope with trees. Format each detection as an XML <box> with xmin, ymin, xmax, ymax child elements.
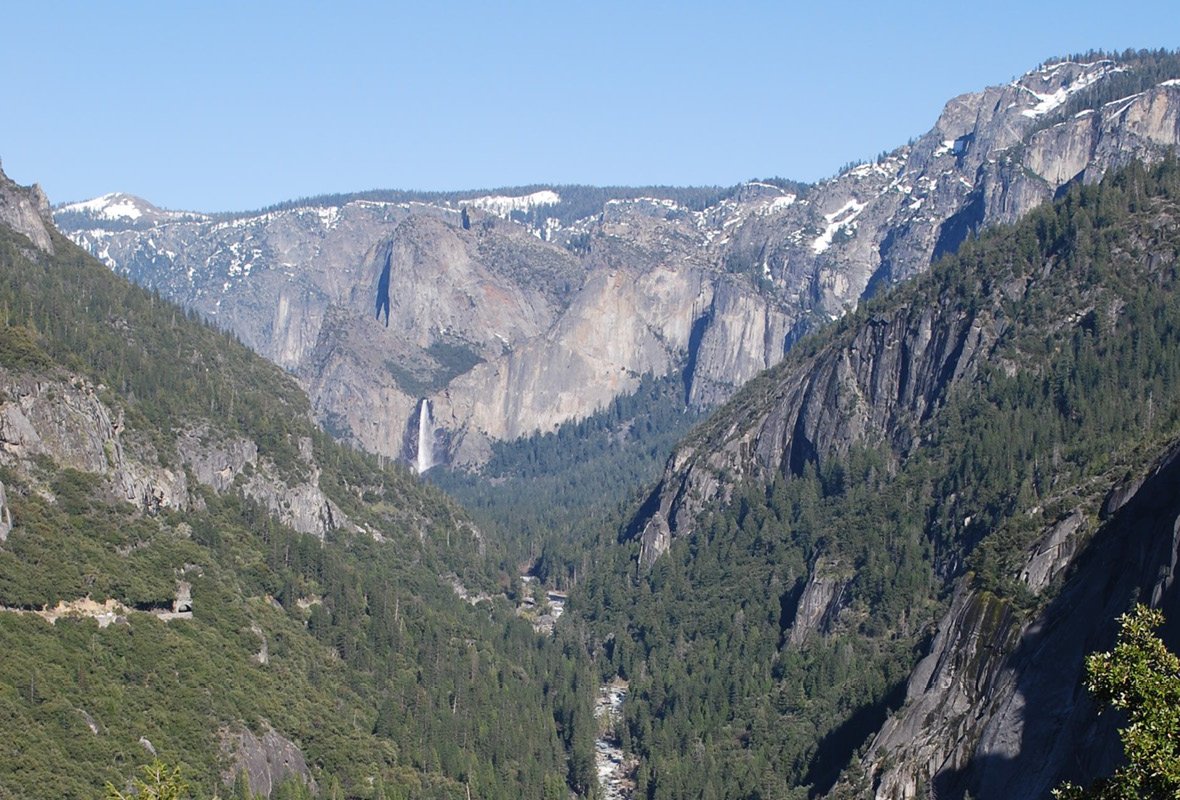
<box><xmin>0</xmin><ymin>167</ymin><xmax>598</xmax><ymax>800</ymax></box>
<box><xmin>572</xmin><ymin>159</ymin><xmax>1180</xmax><ymax>799</ymax></box>
<box><xmin>57</xmin><ymin>52</ymin><xmax>1180</xmax><ymax>473</ymax></box>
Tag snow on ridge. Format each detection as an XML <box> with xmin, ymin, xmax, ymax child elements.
<box><xmin>1018</xmin><ymin>61</ymin><xmax>1120</xmax><ymax>119</ymax></box>
<box><xmin>465</xmin><ymin>190</ymin><xmax>561</xmax><ymax>218</ymax></box>
<box><xmin>59</xmin><ymin>193</ymin><xmax>145</xmax><ymax>221</ymax></box>
<box><xmin>745</xmin><ymin>181</ymin><xmax>788</xmax><ymax>191</ymax></box>
<box><xmin>58</xmin><ymin>193</ymin><xmax>209</xmax><ymax>224</ymax></box>
<box><xmin>1033</xmin><ymin>59</ymin><xmax>1114</xmax><ymax>80</ymax></box>
<box><xmin>1101</xmin><ymin>90</ymin><xmax>1149</xmax><ymax>120</ymax></box>
<box><xmin>811</xmin><ymin>199</ymin><xmax>865</xmax><ymax>255</ymax></box>
<box><xmin>762</xmin><ymin>195</ymin><xmax>797</xmax><ymax>213</ymax></box>
<box><xmin>605</xmin><ymin>196</ymin><xmax>683</xmax><ymax>210</ymax></box>
<box><xmin>303</xmin><ymin>206</ymin><xmax>340</xmax><ymax>227</ymax></box>
<box><xmin>1159</xmin><ymin>78</ymin><xmax>1180</xmax><ymax>88</ymax></box>
<box><xmin>846</xmin><ymin>161</ymin><xmax>895</xmax><ymax>179</ymax></box>
<box><xmin>353</xmin><ymin>199</ymin><xmax>401</xmax><ymax>208</ymax></box>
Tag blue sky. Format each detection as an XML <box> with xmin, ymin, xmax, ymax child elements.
<box><xmin>1</xmin><ymin>1</ymin><xmax>1176</xmax><ymax>212</ymax></box>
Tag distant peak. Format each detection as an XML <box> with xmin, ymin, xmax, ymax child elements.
<box><xmin>59</xmin><ymin>192</ymin><xmax>150</xmax><ymax>219</ymax></box>
<box><xmin>56</xmin><ymin>193</ymin><xmax>205</xmax><ymax>224</ymax></box>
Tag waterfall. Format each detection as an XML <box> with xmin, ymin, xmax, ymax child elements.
<box><xmin>416</xmin><ymin>398</ymin><xmax>435</xmax><ymax>474</ymax></box>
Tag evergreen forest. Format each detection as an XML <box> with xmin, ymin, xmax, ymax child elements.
<box><xmin>6</xmin><ymin>54</ymin><xmax>1180</xmax><ymax>797</ymax></box>
<box><xmin>0</xmin><ymin>222</ymin><xmax>599</xmax><ymax>799</ymax></box>
<box><xmin>571</xmin><ymin>159</ymin><xmax>1180</xmax><ymax>799</ymax></box>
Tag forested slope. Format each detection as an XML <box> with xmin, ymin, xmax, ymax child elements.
<box><xmin>572</xmin><ymin>159</ymin><xmax>1180</xmax><ymax>799</ymax></box>
<box><xmin>0</xmin><ymin>170</ymin><xmax>598</xmax><ymax>800</ymax></box>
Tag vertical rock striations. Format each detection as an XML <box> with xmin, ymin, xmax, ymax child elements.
<box><xmin>0</xmin><ymin>160</ymin><xmax>54</xmax><ymax>254</ymax></box>
<box><xmin>55</xmin><ymin>57</ymin><xmax>1180</xmax><ymax>468</ymax></box>
<box><xmin>860</xmin><ymin>443</ymin><xmax>1180</xmax><ymax>800</ymax></box>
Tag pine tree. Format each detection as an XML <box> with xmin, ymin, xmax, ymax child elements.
<box><xmin>105</xmin><ymin>761</ymin><xmax>189</xmax><ymax>800</ymax></box>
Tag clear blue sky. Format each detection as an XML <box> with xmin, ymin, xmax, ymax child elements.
<box><xmin>1</xmin><ymin>1</ymin><xmax>1175</xmax><ymax>212</ymax></box>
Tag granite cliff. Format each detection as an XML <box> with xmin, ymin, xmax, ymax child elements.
<box><xmin>860</xmin><ymin>444</ymin><xmax>1180</xmax><ymax>798</ymax></box>
<box><xmin>56</xmin><ymin>55</ymin><xmax>1180</xmax><ymax>468</ymax></box>
<box><xmin>609</xmin><ymin>156</ymin><xmax>1180</xmax><ymax>799</ymax></box>
<box><xmin>0</xmin><ymin>160</ymin><xmax>593</xmax><ymax>800</ymax></box>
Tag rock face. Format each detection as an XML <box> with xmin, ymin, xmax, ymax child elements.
<box><xmin>178</xmin><ymin>428</ymin><xmax>342</xmax><ymax>538</ymax></box>
<box><xmin>635</xmin><ymin>288</ymin><xmax>1004</xmax><ymax>566</ymax></box>
<box><xmin>221</xmin><ymin>723</ymin><xmax>317</xmax><ymax>799</ymax></box>
<box><xmin>0</xmin><ymin>160</ymin><xmax>54</xmax><ymax>254</ymax></box>
<box><xmin>786</xmin><ymin>559</ymin><xmax>848</xmax><ymax>645</ymax></box>
<box><xmin>0</xmin><ymin>372</ymin><xmax>189</xmax><ymax>514</ymax></box>
<box><xmin>55</xmin><ymin>59</ymin><xmax>1180</xmax><ymax>467</ymax></box>
<box><xmin>859</xmin><ymin>443</ymin><xmax>1180</xmax><ymax>800</ymax></box>
<box><xmin>0</xmin><ymin>480</ymin><xmax>11</xmax><ymax>542</ymax></box>
<box><xmin>0</xmin><ymin>369</ymin><xmax>345</xmax><ymax>539</ymax></box>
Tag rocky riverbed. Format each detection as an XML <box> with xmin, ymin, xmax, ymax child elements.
<box><xmin>595</xmin><ymin>680</ymin><xmax>635</xmax><ymax>800</ymax></box>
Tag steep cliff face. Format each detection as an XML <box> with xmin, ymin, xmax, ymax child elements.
<box><xmin>297</xmin><ymin>210</ymin><xmax>584</xmax><ymax>461</ymax></box>
<box><xmin>55</xmin><ymin>57</ymin><xmax>1180</xmax><ymax>469</ymax></box>
<box><xmin>0</xmin><ymin>161</ymin><xmax>54</xmax><ymax>254</ymax></box>
<box><xmin>860</xmin><ymin>443</ymin><xmax>1180</xmax><ymax>800</ymax></box>
<box><xmin>0</xmin><ymin>369</ymin><xmax>343</xmax><ymax>539</ymax></box>
<box><xmin>0</xmin><ymin>372</ymin><xmax>189</xmax><ymax>514</ymax></box>
<box><xmin>608</xmin><ymin>157</ymin><xmax>1180</xmax><ymax>799</ymax></box>
<box><xmin>636</xmin><ymin>265</ymin><xmax>1005</xmax><ymax>566</ymax></box>
<box><xmin>221</xmin><ymin>724</ymin><xmax>318</xmax><ymax>799</ymax></box>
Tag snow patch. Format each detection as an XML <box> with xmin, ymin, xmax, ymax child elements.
<box><xmin>762</xmin><ymin>195</ymin><xmax>797</xmax><ymax>213</ymax></box>
<box><xmin>302</xmin><ymin>206</ymin><xmax>340</xmax><ymax>227</ymax></box>
<box><xmin>465</xmin><ymin>190</ymin><xmax>560</xmax><ymax>218</ymax></box>
<box><xmin>811</xmin><ymin>199</ymin><xmax>865</xmax><ymax>254</ymax></box>
<box><xmin>847</xmin><ymin>162</ymin><xmax>893</xmax><ymax>179</ymax></box>
<box><xmin>59</xmin><ymin>193</ymin><xmax>144</xmax><ymax>220</ymax></box>
<box><xmin>1018</xmin><ymin>62</ymin><xmax>1117</xmax><ymax>119</ymax></box>
<box><xmin>606</xmin><ymin>196</ymin><xmax>683</xmax><ymax>211</ymax></box>
<box><xmin>1103</xmin><ymin>91</ymin><xmax>1146</xmax><ymax>119</ymax></box>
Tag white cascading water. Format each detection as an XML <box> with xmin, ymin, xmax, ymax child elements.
<box><xmin>415</xmin><ymin>398</ymin><xmax>435</xmax><ymax>474</ymax></box>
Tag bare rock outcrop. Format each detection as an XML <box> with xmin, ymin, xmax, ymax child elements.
<box><xmin>0</xmin><ymin>371</ymin><xmax>188</xmax><ymax>513</ymax></box>
<box><xmin>0</xmin><ymin>369</ymin><xmax>345</xmax><ymax>539</ymax></box>
<box><xmin>859</xmin><ymin>441</ymin><xmax>1180</xmax><ymax>800</ymax></box>
<box><xmin>179</xmin><ymin>428</ymin><xmax>343</xmax><ymax>538</ymax></box>
<box><xmin>0</xmin><ymin>161</ymin><xmax>54</xmax><ymax>254</ymax></box>
<box><xmin>221</xmin><ymin>723</ymin><xmax>316</xmax><ymax>799</ymax></box>
<box><xmin>55</xmin><ymin>61</ymin><xmax>1180</xmax><ymax>470</ymax></box>
<box><xmin>0</xmin><ymin>479</ymin><xmax>11</xmax><ymax>542</ymax></box>
<box><xmin>786</xmin><ymin>559</ymin><xmax>849</xmax><ymax>645</ymax></box>
<box><xmin>638</xmin><ymin>287</ymin><xmax>1004</xmax><ymax>563</ymax></box>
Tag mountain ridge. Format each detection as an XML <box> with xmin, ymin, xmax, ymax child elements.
<box><xmin>5</xmin><ymin>48</ymin><xmax>1180</xmax><ymax>800</ymax></box>
<box><xmin>54</xmin><ymin>52</ymin><xmax>1180</xmax><ymax>472</ymax></box>
<box><xmin>0</xmin><ymin>164</ymin><xmax>597</xmax><ymax>800</ymax></box>
<box><xmin>580</xmin><ymin>157</ymin><xmax>1180</xmax><ymax>800</ymax></box>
